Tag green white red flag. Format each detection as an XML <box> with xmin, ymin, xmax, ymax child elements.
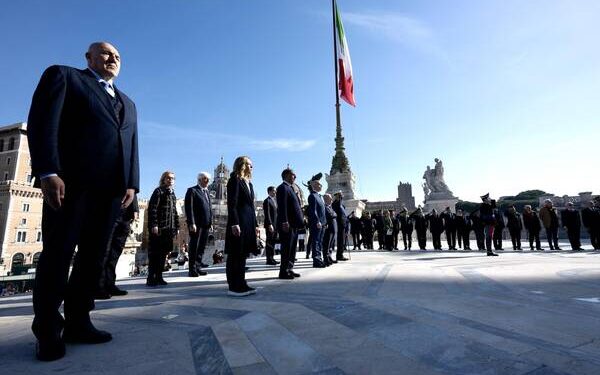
<box><xmin>335</xmin><ymin>1</ymin><xmax>355</xmax><ymax>107</ymax></box>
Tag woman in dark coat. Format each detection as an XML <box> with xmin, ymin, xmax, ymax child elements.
<box><xmin>147</xmin><ymin>171</ymin><xmax>179</xmax><ymax>287</ymax></box>
<box><xmin>225</xmin><ymin>156</ymin><xmax>258</xmax><ymax>297</ymax></box>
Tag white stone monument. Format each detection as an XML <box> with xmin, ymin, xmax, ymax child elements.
<box><xmin>422</xmin><ymin>158</ymin><xmax>458</xmax><ymax>213</ymax></box>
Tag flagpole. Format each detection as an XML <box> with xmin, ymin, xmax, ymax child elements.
<box><xmin>332</xmin><ymin>0</ymin><xmax>341</xmax><ymax>116</ymax></box>
<box><xmin>331</xmin><ymin>0</ymin><xmax>347</xmax><ymax>174</ymax></box>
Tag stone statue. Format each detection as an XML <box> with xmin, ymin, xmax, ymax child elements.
<box><xmin>422</xmin><ymin>158</ymin><xmax>453</xmax><ymax>198</ymax></box>
<box><xmin>422</xmin><ymin>182</ymin><xmax>431</xmax><ymax>201</ymax></box>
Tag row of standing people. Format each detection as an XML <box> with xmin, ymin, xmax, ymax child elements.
<box><xmin>343</xmin><ymin>196</ymin><xmax>600</xmax><ymax>254</ymax></box>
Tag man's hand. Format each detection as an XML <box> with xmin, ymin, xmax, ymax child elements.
<box><xmin>41</xmin><ymin>176</ymin><xmax>65</xmax><ymax>210</ymax></box>
<box><xmin>152</xmin><ymin>226</ymin><xmax>159</xmax><ymax>235</ymax></box>
<box><xmin>121</xmin><ymin>188</ymin><xmax>135</xmax><ymax>208</ymax></box>
<box><xmin>317</xmin><ymin>222</ymin><xmax>322</xmax><ymax>229</ymax></box>
<box><xmin>282</xmin><ymin>222</ymin><xmax>290</xmax><ymax>233</ymax></box>
<box><xmin>189</xmin><ymin>224</ymin><xmax>197</xmax><ymax>233</ymax></box>
<box><xmin>268</xmin><ymin>224</ymin><xmax>274</xmax><ymax>233</ymax></box>
<box><xmin>232</xmin><ymin>225</ymin><xmax>241</xmax><ymax>237</ymax></box>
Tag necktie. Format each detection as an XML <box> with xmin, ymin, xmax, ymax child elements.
<box><xmin>101</xmin><ymin>81</ymin><xmax>123</xmax><ymax>122</ymax></box>
<box><xmin>100</xmin><ymin>80</ymin><xmax>116</xmax><ymax>98</ymax></box>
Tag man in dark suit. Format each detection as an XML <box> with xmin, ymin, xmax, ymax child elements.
<box><xmin>277</xmin><ymin>168</ymin><xmax>304</xmax><ymax>279</ymax></box>
<box><xmin>323</xmin><ymin>194</ymin><xmax>338</xmax><ymax>265</ymax></box>
<box><xmin>95</xmin><ymin>195</ymin><xmax>139</xmax><ymax>299</ymax></box>
<box><xmin>428</xmin><ymin>209</ymin><xmax>444</xmax><ymax>250</ymax></box>
<box><xmin>582</xmin><ymin>200</ymin><xmax>600</xmax><ymax>250</ymax></box>
<box><xmin>27</xmin><ymin>42</ymin><xmax>139</xmax><ymax>361</ymax></box>
<box><xmin>184</xmin><ymin>172</ymin><xmax>214</xmax><ymax>276</ymax></box>
<box><xmin>441</xmin><ymin>207</ymin><xmax>457</xmax><ymax>250</ymax></box>
<box><xmin>306</xmin><ymin>173</ymin><xmax>326</xmax><ymax>268</ymax></box>
<box><xmin>332</xmin><ymin>192</ymin><xmax>349</xmax><ymax>261</ymax></box>
<box><xmin>262</xmin><ymin>186</ymin><xmax>279</xmax><ymax>265</ymax></box>
<box><xmin>561</xmin><ymin>202</ymin><xmax>582</xmax><ymax>250</ymax></box>
<box><xmin>410</xmin><ymin>207</ymin><xmax>428</xmax><ymax>250</ymax></box>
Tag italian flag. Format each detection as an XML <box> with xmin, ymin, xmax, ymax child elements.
<box><xmin>335</xmin><ymin>1</ymin><xmax>356</xmax><ymax>107</ymax></box>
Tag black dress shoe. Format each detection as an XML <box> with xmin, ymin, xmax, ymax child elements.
<box><xmin>94</xmin><ymin>290</ymin><xmax>112</xmax><ymax>300</ymax></box>
<box><xmin>313</xmin><ymin>262</ymin><xmax>326</xmax><ymax>268</ymax></box>
<box><xmin>291</xmin><ymin>271</ymin><xmax>301</xmax><ymax>278</ymax></box>
<box><xmin>109</xmin><ymin>287</ymin><xmax>128</xmax><ymax>296</ymax></box>
<box><xmin>157</xmin><ymin>278</ymin><xmax>168</xmax><ymax>285</ymax></box>
<box><xmin>266</xmin><ymin>259</ymin><xmax>279</xmax><ymax>265</ymax></box>
<box><xmin>328</xmin><ymin>258</ymin><xmax>337</xmax><ymax>264</ymax></box>
<box><xmin>36</xmin><ymin>337</ymin><xmax>65</xmax><ymax>361</ymax></box>
<box><xmin>63</xmin><ymin>323</ymin><xmax>112</xmax><ymax>344</ymax></box>
<box><xmin>188</xmin><ymin>271</ymin><xmax>199</xmax><ymax>277</ymax></box>
<box><xmin>337</xmin><ymin>257</ymin><xmax>349</xmax><ymax>261</ymax></box>
<box><xmin>200</xmin><ymin>262</ymin><xmax>210</xmax><ymax>268</ymax></box>
<box><xmin>487</xmin><ymin>252</ymin><xmax>499</xmax><ymax>256</ymax></box>
<box><xmin>278</xmin><ymin>273</ymin><xmax>294</xmax><ymax>279</ymax></box>
<box><xmin>146</xmin><ymin>278</ymin><xmax>158</xmax><ymax>287</ymax></box>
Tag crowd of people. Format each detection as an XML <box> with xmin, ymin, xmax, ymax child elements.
<box><xmin>338</xmin><ymin>196</ymin><xmax>600</xmax><ymax>256</ymax></box>
<box><xmin>23</xmin><ymin>41</ymin><xmax>600</xmax><ymax>362</ymax></box>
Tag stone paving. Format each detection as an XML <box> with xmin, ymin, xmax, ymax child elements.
<box><xmin>1</xmin><ymin>241</ymin><xmax>600</xmax><ymax>374</ymax></box>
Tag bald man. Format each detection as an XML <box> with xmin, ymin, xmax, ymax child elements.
<box><xmin>28</xmin><ymin>42</ymin><xmax>139</xmax><ymax>361</ymax></box>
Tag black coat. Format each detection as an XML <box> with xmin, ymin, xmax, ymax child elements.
<box><xmin>441</xmin><ymin>212</ymin><xmax>456</xmax><ymax>230</ymax></box>
<box><xmin>411</xmin><ymin>213</ymin><xmax>428</xmax><ymax>232</ymax></box>
<box><xmin>27</xmin><ymin>66</ymin><xmax>139</xmax><ymax>193</ymax></box>
<box><xmin>582</xmin><ymin>207</ymin><xmax>600</xmax><ymax>229</ymax></box>
<box><xmin>561</xmin><ymin>209</ymin><xmax>581</xmax><ymax>230</ymax></box>
<box><xmin>361</xmin><ymin>216</ymin><xmax>373</xmax><ymax>234</ymax></box>
<box><xmin>184</xmin><ymin>185</ymin><xmax>213</xmax><ymax>228</ymax></box>
<box><xmin>505</xmin><ymin>211</ymin><xmax>523</xmax><ymax>231</ymax></box>
<box><xmin>333</xmin><ymin>199</ymin><xmax>349</xmax><ymax>228</ymax></box>
<box><xmin>494</xmin><ymin>209</ymin><xmax>505</xmax><ymax>229</ymax></box>
<box><xmin>399</xmin><ymin>215</ymin><xmax>414</xmax><ymax>233</ymax></box>
<box><xmin>350</xmin><ymin>216</ymin><xmax>363</xmax><ymax>234</ymax></box>
<box><xmin>148</xmin><ymin>187</ymin><xmax>179</xmax><ymax>232</ymax></box>
<box><xmin>455</xmin><ymin>215</ymin><xmax>472</xmax><ymax>233</ymax></box>
<box><xmin>428</xmin><ymin>214</ymin><xmax>444</xmax><ymax>234</ymax></box>
<box><xmin>276</xmin><ymin>182</ymin><xmax>304</xmax><ymax>230</ymax></box>
<box><xmin>522</xmin><ymin>211</ymin><xmax>541</xmax><ymax>233</ymax></box>
<box><xmin>325</xmin><ymin>205</ymin><xmax>338</xmax><ymax>235</ymax></box>
<box><xmin>262</xmin><ymin>196</ymin><xmax>277</xmax><ymax>228</ymax></box>
<box><xmin>224</xmin><ymin>175</ymin><xmax>258</xmax><ymax>255</ymax></box>
<box><xmin>480</xmin><ymin>202</ymin><xmax>496</xmax><ymax>225</ymax></box>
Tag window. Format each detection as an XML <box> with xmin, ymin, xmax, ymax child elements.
<box><xmin>36</xmin><ymin>231</ymin><xmax>42</xmax><ymax>242</ymax></box>
<box><xmin>27</xmin><ymin>175</ymin><xmax>33</xmax><ymax>183</ymax></box>
<box><xmin>6</xmin><ymin>157</ymin><xmax>10</xmax><ymax>165</ymax></box>
<box><xmin>16</xmin><ymin>231</ymin><xmax>27</xmax><ymax>243</ymax></box>
<box><xmin>32</xmin><ymin>252</ymin><xmax>41</xmax><ymax>267</ymax></box>
<box><xmin>22</xmin><ymin>203</ymin><xmax>30</xmax><ymax>212</ymax></box>
<box><xmin>12</xmin><ymin>253</ymin><xmax>24</xmax><ymax>267</ymax></box>
<box><xmin>3</xmin><ymin>172</ymin><xmax>7</xmax><ymax>181</ymax></box>
<box><xmin>8</xmin><ymin>137</ymin><xmax>15</xmax><ymax>150</ymax></box>
<box><xmin>0</xmin><ymin>139</ymin><xmax>3</xmax><ymax>152</ymax></box>
<box><xmin>20</xmin><ymin>218</ymin><xmax>27</xmax><ymax>225</ymax></box>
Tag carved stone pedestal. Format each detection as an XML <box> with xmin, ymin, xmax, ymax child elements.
<box><xmin>424</xmin><ymin>197</ymin><xmax>458</xmax><ymax>214</ymax></box>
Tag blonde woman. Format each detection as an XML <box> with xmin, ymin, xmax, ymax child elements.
<box><xmin>224</xmin><ymin>156</ymin><xmax>258</xmax><ymax>296</ymax></box>
<box><xmin>147</xmin><ymin>171</ymin><xmax>179</xmax><ymax>286</ymax></box>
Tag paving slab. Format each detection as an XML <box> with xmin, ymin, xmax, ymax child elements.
<box><xmin>0</xmin><ymin>244</ymin><xmax>599</xmax><ymax>374</ymax></box>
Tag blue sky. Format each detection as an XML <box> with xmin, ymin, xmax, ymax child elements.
<box><xmin>1</xmin><ymin>0</ymin><xmax>599</xmax><ymax>203</ymax></box>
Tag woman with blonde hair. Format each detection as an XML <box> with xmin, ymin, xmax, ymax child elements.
<box><xmin>146</xmin><ymin>170</ymin><xmax>179</xmax><ymax>286</ymax></box>
<box><xmin>224</xmin><ymin>156</ymin><xmax>259</xmax><ymax>296</ymax></box>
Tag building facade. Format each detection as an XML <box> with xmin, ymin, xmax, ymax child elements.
<box><xmin>0</xmin><ymin>123</ymin><xmax>43</xmax><ymax>276</ymax></box>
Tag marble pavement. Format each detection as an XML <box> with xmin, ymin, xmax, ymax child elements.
<box><xmin>1</xmin><ymin>241</ymin><xmax>600</xmax><ymax>375</ymax></box>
